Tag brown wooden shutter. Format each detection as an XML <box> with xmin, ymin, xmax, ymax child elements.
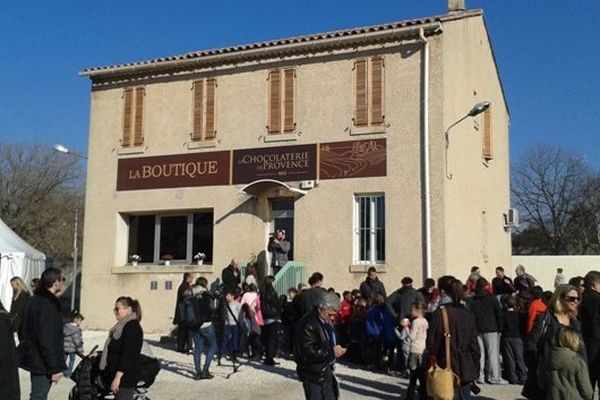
<box><xmin>283</xmin><ymin>69</ymin><xmax>295</xmax><ymax>133</ymax></box>
<box><xmin>483</xmin><ymin>106</ymin><xmax>493</xmax><ymax>159</ymax></box>
<box><xmin>205</xmin><ymin>79</ymin><xmax>216</xmax><ymax>139</ymax></box>
<box><xmin>354</xmin><ymin>60</ymin><xmax>368</xmax><ymax>126</ymax></box>
<box><xmin>268</xmin><ymin>70</ymin><xmax>281</xmax><ymax>134</ymax></box>
<box><xmin>370</xmin><ymin>57</ymin><xmax>384</xmax><ymax>125</ymax></box>
<box><xmin>122</xmin><ymin>88</ymin><xmax>133</xmax><ymax>147</ymax></box>
<box><xmin>133</xmin><ymin>87</ymin><xmax>145</xmax><ymax>146</ymax></box>
<box><xmin>192</xmin><ymin>80</ymin><xmax>204</xmax><ymax>141</ymax></box>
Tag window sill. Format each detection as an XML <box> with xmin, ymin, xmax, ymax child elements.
<box><xmin>117</xmin><ymin>145</ymin><xmax>146</xmax><ymax>155</ymax></box>
<box><xmin>263</xmin><ymin>132</ymin><xmax>298</xmax><ymax>143</ymax></box>
<box><xmin>111</xmin><ymin>264</ymin><xmax>215</xmax><ymax>274</ymax></box>
<box><xmin>187</xmin><ymin>139</ymin><xmax>218</xmax><ymax>150</ymax></box>
<box><xmin>349</xmin><ymin>126</ymin><xmax>386</xmax><ymax>136</ymax></box>
<box><xmin>349</xmin><ymin>263</ymin><xmax>388</xmax><ymax>273</ymax></box>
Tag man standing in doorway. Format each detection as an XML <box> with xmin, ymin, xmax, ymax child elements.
<box><xmin>268</xmin><ymin>229</ymin><xmax>290</xmax><ymax>276</ymax></box>
<box><xmin>18</xmin><ymin>267</ymin><xmax>66</xmax><ymax>400</ymax></box>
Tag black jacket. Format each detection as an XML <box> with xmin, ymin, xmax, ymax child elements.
<box><xmin>580</xmin><ymin>289</ymin><xmax>600</xmax><ymax>344</ymax></box>
<box><xmin>296</xmin><ymin>287</ymin><xmax>326</xmax><ymax>319</ymax></box>
<box><xmin>17</xmin><ymin>288</ymin><xmax>66</xmax><ymax>375</ymax></box>
<box><xmin>424</xmin><ymin>303</ymin><xmax>481</xmax><ymax>384</ymax></box>
<box><xmin>101</xmin><ymin>319</ymin><xmax>144</xmax><ymax>389</ymax></box>
<box><xmin>386</xmin><ymin>286</ymin><xmax>424</xmax><ymax>319</ymax></box>
<box><xmin>221</xmin><ymin>265</ymin><xmax>241</xmax><ymax>291</ymax></box>
<box><xmin>359</xmin><ymin>278</ymin><xmax>386</xmax><ymax>300</ymax></box>
<box><xmin>9</xmin><ymin>291</ymin><xmax>30</xmax><ymax>337</ymax></box>
<box><xmin>293</xmin><ymin>310</ymin><xmax>333</xmax><ymax>384</ymax></box>
<box><xmin>466</xmin><ymin>289</ymin><xmax>503</xmax><ymax>333</ymax></box>
<box><xmin>260</xmin><ymin>289</ymin><xmax>282</xmax><ymax>320</ymax></box>
<box><xmin>492</xmin><ymin>276</ymin><xmax>515</xmax><ymax>295</ymax></box>
<box><xmin>0</xmin><ymin>308</ymin><xmax>19</xmax><ymax>400</ymax></box>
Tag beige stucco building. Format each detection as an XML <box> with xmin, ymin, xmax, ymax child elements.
<box><xmin>80</xmin><ymin>4</ymin><xmax>511</xmax><ymax>332</ymax></box>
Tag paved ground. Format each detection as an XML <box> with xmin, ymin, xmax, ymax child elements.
<box><xmin>18</xmin><ymin>331</ymin><xmax>526</xmax><ymax>400</ymax></box>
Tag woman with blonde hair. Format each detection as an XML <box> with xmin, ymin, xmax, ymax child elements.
<box><xmin>9</xmin><ymin>276</ymin><xmax>31</xmax><ymax>337</ymax></box>
<box><xmin>523</xmin><ymin>284</ymin><xmax>585</xmax><ymax>399</ymax></box>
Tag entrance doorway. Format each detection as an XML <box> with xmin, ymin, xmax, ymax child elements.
<box><xmin>270</xmin><ymin>198</ymin><xmax>294</xmax><ymax>261</ymax></box>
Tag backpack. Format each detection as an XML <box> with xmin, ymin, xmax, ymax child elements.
<box><xmin>182</xmin><ymin>292</ymin><xmax>212</xmax><ymax>328</ymax></box>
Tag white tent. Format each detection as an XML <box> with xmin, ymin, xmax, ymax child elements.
<box><xmin>0</xmin><ymin>217</ymin><xmax>45</xmax><ymax>311</ymax></box>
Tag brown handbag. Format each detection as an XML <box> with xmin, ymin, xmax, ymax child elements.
<box><xmin>426</xmin><ymin>306</ymin><xmax>460</xmax><ymax>400</ymax></box>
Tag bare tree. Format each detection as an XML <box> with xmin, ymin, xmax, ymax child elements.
<box><xmin>511</xmin><ymin>144</ymin><xmax>598</xmax><ymax>254</ymax></box>
<box><xmin>0</xmin><ymin>141</ymin><xmax>85</xmax><ymax>263</ymax></box>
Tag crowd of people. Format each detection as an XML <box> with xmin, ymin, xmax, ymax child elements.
<box><xmin>172</xmin><ymin>262</ymin><xmax>600</xmax><ymax>400</ymax></box>
<box><xmin>2</xmin><ymin>261</ymin><xmax>600</xmax><ymax>400</ymax></box>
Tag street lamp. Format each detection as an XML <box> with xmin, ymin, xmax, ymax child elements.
<box><xmin>53</xmin><ymin>143</ymin><xmax>87</xmax><ymax>311</ymax></box>
<box><xmin>444</xmin><ymin>101</ymin><xmax>490</xmax><ymax>179</ymax></box>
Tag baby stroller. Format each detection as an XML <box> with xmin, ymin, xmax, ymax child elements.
<box><xmin>69</xmin><ymin>346</ymin><xmax>161</xmax><ymax>400</ymax></box>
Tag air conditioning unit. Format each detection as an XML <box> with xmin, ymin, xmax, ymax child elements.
<box><xmin>504</xmin><ymin>208</ymin><xmax>519</xmax><ymax>227</ymax></box>
<box><xmin>300</xmin><ymin>180</ymin><xmax>315</xmax><ymax>190</ymax></box>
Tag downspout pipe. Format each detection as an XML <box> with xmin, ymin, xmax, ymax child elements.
<box><xmin>418</xmin><ymin>28</ymin><xmax>432</xmax><ymax>280</ymax></box>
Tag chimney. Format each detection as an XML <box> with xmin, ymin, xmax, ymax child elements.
<box><xmin>448</xmin><ymin>0</ymin><xmax>466</xmax><ymax>14</ymax></box>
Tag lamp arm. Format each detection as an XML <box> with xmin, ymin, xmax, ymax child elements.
<box><xmin>444</xmin><ymin>113</ymin><xmax>469</xmax><ymax>180</ymax></box>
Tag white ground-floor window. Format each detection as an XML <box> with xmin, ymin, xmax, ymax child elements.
<box><xmin>354</xmin><ymin>194</ymin><xmax>385</xmax><ymax>264</ymax></box>
<box><xmin>127</xmin><ymin>211</ymin><xmax>213</xmax><ymax>264</ymax></box>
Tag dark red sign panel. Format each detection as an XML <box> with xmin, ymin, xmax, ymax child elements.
<box><xmin>232</xmin><ymin>144</ymin><xmax>317</xmax><ymax>184</ymax></box>
<box><xmin>116</xmin><ymin>151</ymin><xmax>231</xmax><ymax>191</ymax></box>
<box><xmin>319</xmin><ymin>138</ymin><xmax>386</xmax><ymax>180</ymax></box>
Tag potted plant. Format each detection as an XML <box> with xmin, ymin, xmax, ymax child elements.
<box><xmin>193</xmin><ymin>252</ymin><xmax>206</xmax><ymax>265</ymax></box>
<box><xmin>161</xmin><ymin>254</ymin><xmax>173</xmax><ymax>266</ymax></box>
<box><xmin>129</xmin><ymin>254</ymin><xmax>142</xmax><ymax>267</ymax></box>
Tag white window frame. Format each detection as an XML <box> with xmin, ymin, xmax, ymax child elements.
<box><xmin>154</xmin><ymin>214</ymin><xmax>193</xmax><ymax>263</ymax></box>
<box><xmin>353</xmin><ymin>194</ymin><xmax>385</xmax><ymax>264</ymax></box>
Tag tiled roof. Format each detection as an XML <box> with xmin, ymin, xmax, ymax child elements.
<box><xmin>81</xmin><ymin>10</ymin><xmax>481</xmax><ymax>77</ymax></box>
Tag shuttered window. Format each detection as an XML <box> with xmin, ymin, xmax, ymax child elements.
<box><xmin>482</xmin><ymin>105</ymin><xmax>493</xmax><ymax>160</ymax></box>
<box><xmin>191</xmin><ymin>79</ymin><xmax>217</xmax><ymax>141</ymax></box>
<box><xmin>122</xmin><ymin>87</ymin><xmax>145</xmax><ymax>147</ymax></box>
<box><xmin>268</xmin><ymin>68</ymin><xmax>295</xmax><ymax>134</ymax></box>
<box><xmin>353</xmin><ymin>57</ymin><xmax>385</xmax><ymax>127</ymax></box>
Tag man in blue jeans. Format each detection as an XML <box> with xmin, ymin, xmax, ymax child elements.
<box><xmin>193</xmin><ymin>324</ymin><xmax>218</xmax><ymax>380</ymax></box>
<box><xmin>17</xmin><ymin>268</ymin><xmax>66</xmax><ymax>400</ymax></box>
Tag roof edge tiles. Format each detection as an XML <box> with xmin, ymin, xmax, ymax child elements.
<box><xmin>80</xmin><ymin>10</ymin><xmax>482</xmax><ymax>79</ymax></box>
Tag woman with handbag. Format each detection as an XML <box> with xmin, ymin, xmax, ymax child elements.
<box><xmin>424</xmin><ymin>276</ymin><xmax>480</xmax><ymax>400</ymax></box>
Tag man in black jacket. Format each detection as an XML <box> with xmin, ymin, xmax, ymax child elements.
<box><xmin>221</xmin><ymin>258</ymin><xmax>241</xmax><ymax>292</ymax></box>
<box><xmin>581</xmin><ymin>270</ymin><xmax>600</xmax><ymax>394</ymax></box>
<box><xmin>294</xmin><ymin>291</ymin><xmax>346</xmax><ymax>400</ymax></box>
<box><xmin>466</xmin><ymin>277</ymin><xmax>506</xmax><ymax>385</ymax></box>
<box><xmin>1</xmin><ymin>300</ymin><xmax>19</xmax><ymax>400</ymax></box>
<box><xmin>359</xmin><ymin>267</ymin><xmax>386</xmax><ymax>300</ymax></box>
<box><xmin>18</xmin><ymin>267</ymin><xmax>66</xmax><ymax>400</ymax></box>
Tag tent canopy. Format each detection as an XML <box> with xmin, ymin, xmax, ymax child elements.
<box><xmin>0</xmin><ymin>217</ymin><xmax>46</xmax><ymax>311</ymax></box>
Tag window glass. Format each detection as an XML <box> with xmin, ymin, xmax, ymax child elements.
<box><xmin>128</xmin><ymin>215</ymin><xmax>155</xmax><ymax>263</ymax></box>
<box><xmin>159</xmin><ymin>215</ymin><xmax>188</xmax><ymax>260</ymax></box>
<box><xmin>355</xmin><ymin>195</ymin><xmax>385</xmax><ymax>263</ymax></box>
<box><xmin>192</xmin><ymin>212</ymin><xmax>214</xmax><ymax>263</ymax></box>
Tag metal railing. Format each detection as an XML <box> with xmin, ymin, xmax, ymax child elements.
<box><xmin>274</xmin><ymin>261</ymin><xmax>305</xmax><ymax>296</ymax></box>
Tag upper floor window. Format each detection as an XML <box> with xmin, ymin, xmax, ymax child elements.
<box><xmin>192</xmin><ymin>79</ymin><xmax>217</xmax><ymax>141</ymax></box>
<box><xmin>353</xmin><ymin>57</ymin><xmax>384</xmax><ymax>127</ymax></box>
<box><xmin>482</xmin><ymin>105</ymin><xmax>493</xmax><ymax>160</ymax></box>
<box><xmin>122</xmin><ymin>87</ymin><xmax>145</xmax><ymax>147</ymax></box>
<box><xmin>267</xmin><ymin>68</ymin><xmax>296</xmax><ymax>134</ymax></box>
<box><xmin>354</xmin><ymin>194</ymin><xmax>385</xmax><ymax>264</ymax></box>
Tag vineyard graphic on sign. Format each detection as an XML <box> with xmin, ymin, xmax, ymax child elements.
<box><xmin>319</xmin><ymin>138</ymin><xmax>386</xmax><ymax>179</ymax></box>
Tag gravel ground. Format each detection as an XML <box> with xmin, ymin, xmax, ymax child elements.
<box><xmin>18</xmin><ymin>330</ymin><xmax>526</xmax><ymax>400</ymax></box>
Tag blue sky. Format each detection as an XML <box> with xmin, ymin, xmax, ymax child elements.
<box><xmin>1</xmin><ymin>0</ymin><xmax>598</xmax><ymax>166</ymax></box>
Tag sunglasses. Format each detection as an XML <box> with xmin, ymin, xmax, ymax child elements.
<box><xmin>563</xmin><ymin>296</ymin><xmax>580</xmax><ymax>303</ymax></box>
